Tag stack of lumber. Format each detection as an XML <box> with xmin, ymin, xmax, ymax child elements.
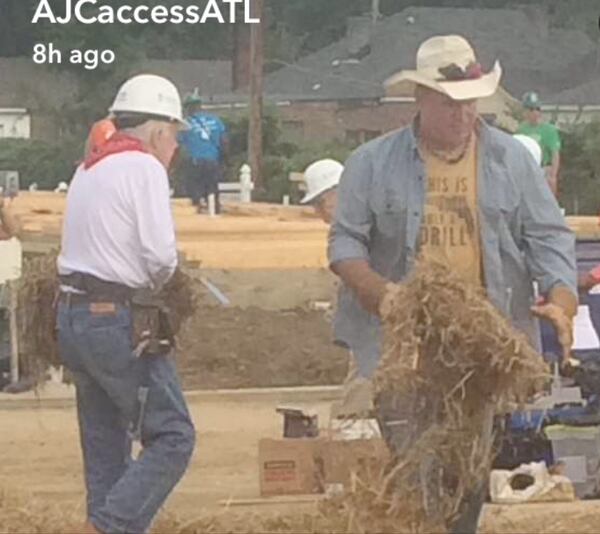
<box><xmin>13</xmin><ymin>193</ymin><xmax>330</xmax><ymax>270</ymax></box>
<box><xmin>13</xmin><ymin>193</ymin><xmax>600</xmax><ymax>269</ymax></box>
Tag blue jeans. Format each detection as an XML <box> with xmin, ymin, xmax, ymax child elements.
<box><xmin>57</xmin><ymin>300</ymin><xmax>196</xmax><ymax>534</ymax></box>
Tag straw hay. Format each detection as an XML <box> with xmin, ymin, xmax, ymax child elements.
<box><xmin>0</xmin><ymin>487</ymin><xmax>341</xmax><ymax>534</ymax></box>
<box><xmin>0</xmin><ymin>487</ymin><xmax>82</xmax><ymax>534</ymax></box>
<box><xmin>15</xmin><ymin>251</ymin><xmax>61</xmax><ymax>378</ymax></box>
<box><xmin>13</xmin><ymin>251</ymin><xmax>197</xmax><ymax>381</ymax></box>
<box><xmin>5</xmin><ymin>490</ymin><xmax>599</xmax><ymax>534</ymax></box>
<box><xmin>360</xmin><ymin>261</ymin><xmax>550</xmax><ymax>533</ymax></box>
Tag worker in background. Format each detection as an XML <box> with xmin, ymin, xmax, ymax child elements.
<box><xmin>0</xmin><ymin>193</ymin><xmax>19</xmax><ymax>392</ymax></box>
<box><xmin>0</xmin><ymin>184</ymin><xmax>20</xmax><ymax>391</ymax></box>
<box><xmin>57</xmin><ymin>74</ymin><xmax>195</xmax><ymax>534</ymax></box>
<box><xmin>299</xmin><ymin>159</ymin><xmax>343</xmax><ymax>223</ymax></box>
<box><xmin>301</xmin><ymin>159</ymin><xmax>374</xmax><ymax>417</ymax></box>
<box><xmin>329</xmin><ymin>35</ymin><xmax>577</xmax><ymax>533</ymax></box>
<box><xmin>517</xmin><ymin>91</ymin><xmax>562</xmax><ymax>196</ymax></box>
<box><xmin>178</xmin><ymin>90</ymin><xmax>229</xmax><ymax>214</ymax></box>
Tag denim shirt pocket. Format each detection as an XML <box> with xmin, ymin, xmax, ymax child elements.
<box><xmin>481</xmin><ymin>160</ymin><xmax>519</xmax><ymax>223</ymax></box>
<box><xmin>373</xmin><ymin>192</ymin><xmax>407</xmax><ymax>237</ymax></box>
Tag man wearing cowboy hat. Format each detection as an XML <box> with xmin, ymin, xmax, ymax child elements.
<box><xmin>329</xmin><ymin>35</ymin><xmax>577</xmax><ymax>533</ymax></box>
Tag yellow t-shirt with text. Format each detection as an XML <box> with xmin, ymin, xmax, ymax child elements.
<box><xmin>419</xmin><ymin>139</ymin><xmax>483</xmax><ymax>285</ymax></box>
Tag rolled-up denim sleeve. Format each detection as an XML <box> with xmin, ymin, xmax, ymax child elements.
<box><xmin>328</xmin><ymin>149</ymin><xmax>374</xmax><ymax>265</ymax></box>
<box><xmin>519</xmin><ymin>151</ymin><xmax>576</xmax><ymax>295</ymax></box>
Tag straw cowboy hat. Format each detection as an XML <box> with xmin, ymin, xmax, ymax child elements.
<box><xmin>384</xmin><ymin>35</ymin><xmax>502</xmax><ymax>101</ymax></box>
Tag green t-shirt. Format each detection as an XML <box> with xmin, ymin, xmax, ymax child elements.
<box><xmin>516</xmin><ymin>122</ymin><xmax>561</xmax><ymax>166</ymax></box>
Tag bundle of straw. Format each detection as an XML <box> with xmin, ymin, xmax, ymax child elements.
<box><xmin>337</xmin><ymin>261</ymin><xmax>550</xmax><ymax>533</ymax></box>
<box><xmin>15</xmin><ymin>252</ymin><xmax>61</xmax><ymax>378</ymax></box>
<box><xmin>14</xmin><ymin>251</ymin><xmax>197</xmax><ymax>382</ymax></box>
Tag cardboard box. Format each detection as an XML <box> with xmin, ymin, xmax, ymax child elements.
<box><xmin>258</xmin><ymin>437</ymin><xmax>390</xmax><ymax>496</ymax></box>
<box><xmin>323</xmin><ymin>438</ymin><xmax>390</xmax><ymax>487</ymax></box>
<box><xmin>258</xmin><ymin>438</ymin><xmax>326</xmax><ymax>497</ymax></box>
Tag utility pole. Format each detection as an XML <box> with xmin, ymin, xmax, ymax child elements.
<box><xmin>371</xmin><ymin>0</ymin><xmax>381</xmax><ymax>24</ymax></box>
<box><xmin>232</xmin><ymin>5</ymin><xmax>251</xmax><ymax>91</ymax></box>
<box><xmin>248</xmin><ymin>0</ymin><xmax>265</xmax><ymax>191</ymax></box>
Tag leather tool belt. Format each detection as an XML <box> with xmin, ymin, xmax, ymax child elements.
<box><xmin>59</xmin><ymin>272</ymin><xmax>175</xmax><ymax>355</ymax></box>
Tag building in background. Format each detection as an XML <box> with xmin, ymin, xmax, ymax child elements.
<box><xmin>222</xmin><ymin>5</ymin><xmax>598</xmax><ymax>142</ymax></box>
<box><xmin>545</xmin><ymin>78</ymin><xmax>600</xmax><ymax>127</ymax></box>
<box><xmin>0</xmin><ymin>108</ymin><xmax>30</xmax><ymax>139</ymax></box>
<box><xmin>0</xmin><ymin>58</ymin><xmax>232</xmax><ymax>142</ymax></box>
<box><xmin>0</xmin><ymin>5</ymin><xmax>598</xmax><ymax>145</ymax></box>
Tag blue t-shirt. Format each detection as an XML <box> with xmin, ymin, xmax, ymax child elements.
<box><xmin>178</xmin><ymin>113</ymin><xmax>227</xmax><ymax>162</ymax></box>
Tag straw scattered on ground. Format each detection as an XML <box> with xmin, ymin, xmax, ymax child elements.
<box><xmin>0</xmin><ymin>487</ymin><xmax>82</xmax><ymax>534</ymax></box>
<box><xmin>5</xmin><ymin>488</ymin><xmax>600</xmax><ymax>534</ymax></box>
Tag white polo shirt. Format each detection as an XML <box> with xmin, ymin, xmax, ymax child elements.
<box><xmin>58</xmin><ymin>151</ymin><xmax>177</xmax><ymax>290</ymax></box>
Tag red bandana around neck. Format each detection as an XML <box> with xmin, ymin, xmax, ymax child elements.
<box><xmin>84</xmin><ymin>132</ymin><xmax>149</xmax><ymax>170</ymax></box>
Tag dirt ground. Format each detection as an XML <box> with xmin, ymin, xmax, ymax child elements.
<box><xmin>2</xmin><ymin>394</ymin><xmax>600</xmax><ymax>534</ymax></box>
<box><xmin>178</xmin><ymin>270</ymin><xmax>348</xmax><ymax>389</ymax></box>
<box><xmin>177</xmin><ymin>268</ymin><xmax>348</xmax><ymax>389</ymax></box>
<box><xmin>0</xmin><ymin>392</ymin><xmax>334</xmax><ymax>530</ymax></box>
<box><xmin>195</xmin><ymin>269</ymin><xmax>337</xmax><ymax>311</ymax></box>
<box><xmin>177</xmin><ymin>305</ymin><xmax>348</xmax><ymax>389</ymax></box>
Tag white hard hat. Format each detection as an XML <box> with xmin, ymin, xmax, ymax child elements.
<box><xmin>109</xmin><ymin>74</ymin><xmax>188</xmax><ymax>127</ymax></box>
<box><xmin>513</xmin><ymin>134</ymin><xmax>542</xmax><ymax>167</ymax></box>
<box><xmin>300</xmin><ymin>159</ymin><xmax>344</xmax><ymax>205</ymax></box>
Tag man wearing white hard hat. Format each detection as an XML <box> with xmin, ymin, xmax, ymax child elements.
<box><xmin>301</xmin><ymin>159</ymin><xmax>375</xmax><ymax>418</ymax></box>
<box><xmin>329</xmin><ymin>35</ymin><xmax>576</xmax><ymax>533</ymax></box>
<box><xmin>57</xmin><ymin>74</ymin><xmax>195</xmax><ymax>534</ymax></box>
<box><xmin>300</xmin><ymin>159</ymin><xmax>343</xmax><ymax>223</ymax></box>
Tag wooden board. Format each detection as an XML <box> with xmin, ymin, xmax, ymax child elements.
<box><xmin>219</xmin><ymin>495</ymin><xmax>321</xmax><ymax>507</ymax></box>
<box><xmin>13</xmin><ymin>193</ymin><xmax>600</xmax><ymax>269</ymax></box>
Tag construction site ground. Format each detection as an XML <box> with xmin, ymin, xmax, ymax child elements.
<box><xmin>1</xmin><ymin>391</ymin><xmax>600</xmax><ymax>533</ymax></box>
<box><xmin>3</xmin><ymin>193</ymin><xmax>600</xmax><ymax>532</ymax></box>
<box><xmin>175</xmin><ymin>268</ymin><xmax>348</xmax><ymax>390</ymax></box>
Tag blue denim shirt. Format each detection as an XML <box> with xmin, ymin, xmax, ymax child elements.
<box><xmin>328</xmin><ymin>120</ymin><xmax>577</xmax><ymax>378</ymax></box>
